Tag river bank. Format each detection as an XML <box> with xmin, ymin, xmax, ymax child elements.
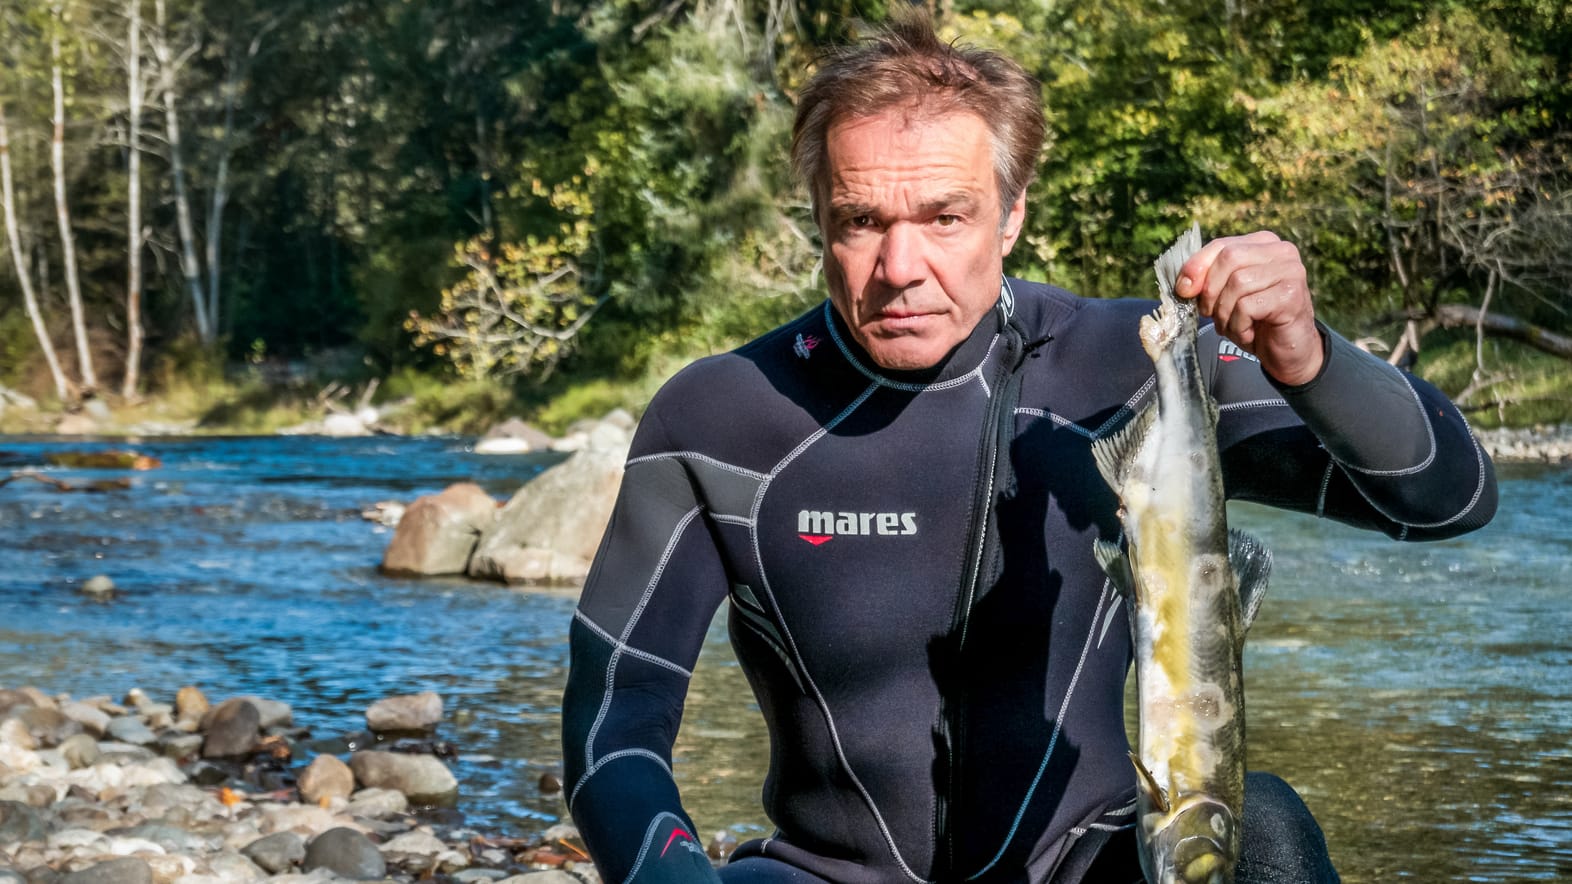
<box><xmin>0</xmin><ymin>684</ymin><xmax>619</xmax><ymax>883</ymax></box>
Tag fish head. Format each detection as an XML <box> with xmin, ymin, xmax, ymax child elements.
<box><xmin>1140</xmin><ymin>793</ymin><xmax>1240</xmax><ymax>884</ymax></box>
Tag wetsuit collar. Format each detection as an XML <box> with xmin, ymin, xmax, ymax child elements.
<box><xmin>824</xmin><ymin>280</ymin><xmax>1010</xmax><ymax>388</ymax></box>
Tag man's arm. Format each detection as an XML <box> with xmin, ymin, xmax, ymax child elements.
<box><xmin>562</xmin><ymin>409</ymin><xmax>729</xmax><ymax>884</ymax></box>
<box><xmin>1182</xmin><ymin>231</ymin><xmax>1497</xmax><ymax>537</ymax></box>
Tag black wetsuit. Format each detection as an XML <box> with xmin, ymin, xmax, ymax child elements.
<box><xmin>562</xmin><ymin>279</ymin><xmax>1496</xmax><ymax>884</ymax></box>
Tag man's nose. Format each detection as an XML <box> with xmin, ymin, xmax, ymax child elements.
<box><xmin>876</xmin><ymin>223</ymin><xmax>926</xmax><ymax>290</ymax></box>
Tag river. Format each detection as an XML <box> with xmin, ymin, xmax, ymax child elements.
<box><xmin>0</xmin><ymin>436</ymin><xmax>1567</xmax><ymax>881</ymax></box>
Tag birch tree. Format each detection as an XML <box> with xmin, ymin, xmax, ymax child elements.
<box><xmin>0</xmin><ymin>100</ymin><xmax>72</xmax><ymax>402</ymax></box>
<box><xmin>149</xmin><ymin>0</ymin><xmax>211</xmax><ymax>344</ymax></box>
<box><xmin>123</xmin><ymin>0</ymin><xmax>147</xmax><ymax>397</ymax></box>
<box><xmin>49</xmin><ymin>0</ymin><xmax>96</xmax><ymax>390</ymax></box>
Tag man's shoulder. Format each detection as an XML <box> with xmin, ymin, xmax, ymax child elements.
<box><xmin>1006</xmin><ymin>277</ymin><xmax>1155</xmax><ymax>338</ymax></box>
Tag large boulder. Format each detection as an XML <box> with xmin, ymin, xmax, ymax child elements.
<box><xmin>380</xmin><ymin>482</ymin><xmax>499</xmax><ymax>577</ymax></box>
<box><xmin>467</xmin><ymin>444</ymin><xmax>627</xmax><ymax>586</ymax></box>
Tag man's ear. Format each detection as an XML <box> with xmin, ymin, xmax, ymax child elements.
<box><xmin>1000</xmin><ymin>189</ymin><xmax>1028</xmax><ymax>256</ymax></box>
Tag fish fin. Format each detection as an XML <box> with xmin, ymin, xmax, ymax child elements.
<box><xmin>1093</xmin><ymin>539</ymin><xmax>1135</xmax><ymax>599</ymax></box>
<box><xmin>1129</xmin><ymin>752</ymin><xmax>1170</xmax><ymax>814</ymax></box>
<box><xmin>1091</xmin><ymin>404</ymin><xmax>1155</xmax><ymax>492</ymax></box>
<box><xmin>1228</xmin><ymin>529</ymin><xmax>1274</xmax><ymax>631</ymax></box>
<box><xmin>1153</xmin><ymin>222</ymin><xmax>1204</xmax><ymax>307</ymax></box>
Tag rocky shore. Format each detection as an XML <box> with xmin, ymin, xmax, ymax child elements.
<box><xmin>0</xmin><ymin>686</ymin><xmax>601</xmax><ymax>883</ymax></box>
<box><xmin>1472</xmin><ymin>423</ymin><xmax>1572</xmax><ymax>464</ymax></box>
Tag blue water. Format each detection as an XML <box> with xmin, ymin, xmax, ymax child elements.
<box><xmin>0</xmin><ymin>436</ymin><xmax>1568</xmax><ymax>881</ymax></box>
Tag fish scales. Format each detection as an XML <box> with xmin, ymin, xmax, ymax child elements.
<box><xmin>1091</xmin><ymin>223</ymin><xmax>1271</xmax><ymax>884</ymax></box>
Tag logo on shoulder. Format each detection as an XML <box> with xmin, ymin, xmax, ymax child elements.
<box><xmin>1217</xmin><ymin>339</ymin><xmax>1259</xmax><ymax>364</ymax></box>
<box><xmin>793</xmin><ymin>333</ymin><xmax>820</xmax><ymax>360</ymax></box>
<box><xmin>797</xmin><ymin>509</ymin><xmax>918</xmax><ymax>544</ymax></box>
<box><xmin>660</xmin><ymin>826</ymin><xmax>702</xmax><ymax>858</ymax></box>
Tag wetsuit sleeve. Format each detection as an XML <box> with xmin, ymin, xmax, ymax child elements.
<box><xmin>562</xmin><ymin>406</ymin><xmax>729</xmax><ymax>884</ymax></box>
<box><xmin>1207</xmin><ymin>322</ymin><xmax>1497</xmax><ymax>540</ymax></box>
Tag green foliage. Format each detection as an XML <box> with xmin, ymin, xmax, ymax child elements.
<box><xmin>0</xmin><ymin>308</ymin><xmax>40</xmax><ymax>389</ymax></box>
<box><xmin>1414</xmin><ymin>332</ymin><xmax>1572</xmax><ymax>429</ymax></box>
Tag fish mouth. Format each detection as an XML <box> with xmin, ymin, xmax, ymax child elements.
<box><xmin>1172</xmin><ymin>834</ymin><xmax>1233</xmax><ymax>884</ymax></box>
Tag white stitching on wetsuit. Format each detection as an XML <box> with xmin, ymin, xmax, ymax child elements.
<box><xmin>622</xmin><ymin>811</ymin><xmax>690</xmax><ymax>884</ymax></box>
<box><xmin>1015</xmin><ymin>374</ymin><xmax>1157</xmax><ymax>439</ymax></box>
<box><xmin>574</xmin><ymin>610</ymin><xmax>694</xmax><ymax>678</ymax></box>
<box><xmin>824</xmin><ymin>301</ymin><xmax>999</xmax><ymax>394</ymax></box>
<box><xmin>626</xmin><ymin>450</ymin><xmax>768</xmax><ymax>480</ymax></box>
<box><xmin>569</xmin><ymin>749</ymin><xmax>674</xmax><ymax>811</ymax></box>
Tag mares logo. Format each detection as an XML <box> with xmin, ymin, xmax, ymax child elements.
<box><xmin>659</xmin><ymin>826</ymin><xmax>702</xmax><ymax>858</ymax></box>
<box><xmin>1217</xmin><ymin>339</ymin><xmax>1259</xmax><ymax>364</ymax></box>
<box><xmin>797</xmin><ymin>510</ymin><xmax>918</xmax><ymax>545</ymax></box>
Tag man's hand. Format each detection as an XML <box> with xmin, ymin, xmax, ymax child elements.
<box><xmin>1175</xmin><ymin>231</ymin><xmax>1324</xmax><ymax>387</ymax></box>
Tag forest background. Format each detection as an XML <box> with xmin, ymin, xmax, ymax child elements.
<box><xmin>0</xmin><ymin>0</ymin><xmax>1568</xmax><ymax>435</ymax></box>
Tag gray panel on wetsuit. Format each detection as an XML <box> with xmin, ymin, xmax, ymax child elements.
<box><xmin>578</xmin><ymin>457</ymin><xmax>702</xmax><ymax>636</ymax></box>
<box><xmin>682</xmin><ymin>457</ymin><xmax>764</xmax><ymax>521</ymax></box>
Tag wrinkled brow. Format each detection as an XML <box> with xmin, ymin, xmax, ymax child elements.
<box><xmin>828</xmin><ymin>191</ymin><xmax>984</xmax><ymax>223</ymax></box>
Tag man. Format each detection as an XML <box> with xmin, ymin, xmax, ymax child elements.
<box><xmin>561</xmin><ymin>14</ymin><xmax>1496</xmax><ymax>884</ymax></box>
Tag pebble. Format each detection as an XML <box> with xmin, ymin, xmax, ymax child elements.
<box><xmin>303</xmin><ymin>826</ymin><xmax>387</xmax><ymax>879</ymax></box>
<box><xmin>1474</xmin><ymin>424</ymin><xmax>1572</xmax><ymax>463</ymax></box>
<box><xmin>200</xmin><ymin>698</ymin><xmax>260</xmax><ymax>758</ymax></box>
<box><xmin>242</xmin><ymin>830</ymin><xmax>307</xmax><ymax>874</ymax></box>
<box><xmin>81</xmin><ymin>575</ymin><xmax>116</xmax><ymax>597</ymax></box>
<box><xmin>298</xmin><ymin>754</ymin><xmax>355</xmax><ymax>804</ymax></box>
<box><xmin>366</xmin><ymin>691</ymin><xmax>444</xmax><ymax>733</ymax></box>
<box><xmin>349</xmin><ymin>751</ymin><xmax>458</xmax><ymax>804</ymax></box>
<box><xmin>0</xmin><ymin>683</ymin><xmax>621</xmax><ymax>884</ymax></box>
<box><xmin>174</xmin><ymin>686</ymin><xmax>209</xmax><ymax>725</ymax></box>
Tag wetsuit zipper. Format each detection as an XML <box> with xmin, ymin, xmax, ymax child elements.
<box><xmin>935</xmin><ymin>317</ymin><xmax>1028</xmax><ymax>879</ymax></box>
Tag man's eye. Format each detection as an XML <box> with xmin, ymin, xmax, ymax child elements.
<box><xmin>850</xmin><ymin>215</ymin><xmax>874</xmax><ymax>228</ymax></box>
<box><xmin>935</xmin><ymin>214</ymin><xmax>961</xmax><ymax>227</ymax></box>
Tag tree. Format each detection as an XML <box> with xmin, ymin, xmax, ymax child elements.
<box><xmin>48</xmin><ymin>0</ymin><xmax>96</xmax><ymax>390</ymax></box>
<box><xmin>0</xmin><ymin>99</ymin><xmax>72</xmax><ymax>401</ymax></box>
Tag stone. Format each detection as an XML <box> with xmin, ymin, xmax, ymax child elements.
<box><xmin>345</xmin><ymin>787</ymin><xmax>407</xmax><ymax>819</ymax></box>
<box><xmin>364</xmin><ymin>692</ymin><xmax>443</xmax><ymax>733</ymax></box>
<box><xmin>55</xmin><ymin>413</ymin><xmax>98</xmax><ymax>435</ymax></box>
<box><xmin>106</xmin><ymin>716</ymin><xmax>157</xmax><ymax>746</ymax></box>
<box><xmin>57</xmin><ymin>858</ymin><xmax>153</xmax><ymax>884</ymax></box>
<box><xmin>0</xmin><ymin>689</ymin><xmax>31</xmax><ymax>716</ymax></box>
<box><xmin>475</xmin><ymin>418</ymin><xmax>554</xmax><ymax>455</ymax></box>
<box><xmin>200</xmin><ymin>699</ymin><xmax>259</xmax><ymax>758</ymax></box>
<box><xmin>159</xmin><ymin>733</ymin><xmax>204</xmax><ymax>759</ymax></box>
<box><xmin>109</xmin><ymin>822</ymin><xmax>212</xmax><ymax>852</ymax></box>
<box><xmin>12</xmin><ymin>706</ymin><xmax>83</xmax><ymax>748</ymax></box>
<box><xmin>302</xmin><ymin>827</ymin><xmax>387</xmax><ymax>880</ymax></box>
<box><xmin>0</xmin><ymin>717</ymin><xmax>37</xmax><ymax>749</ymax></box>
<box><xmin>230</xmin><ymin>696</ymin><xmax>292</xmax><ymax>730</ymax></box>
<box><xmin>377</xmin><ymin>828</ymin><xmax>446</xmax><ymax>856</ymax></box>
<box><xmin>320</xmin><ymin>413</ymin><xmax>372</xmax><ymax>437</ymax></box>
<box><xmin>348</xmin><ymin>751</ymin><xmax>457</xmax><ymax>804</ymax></box>
<box><xmin>452</xmin><ymin>871</ymin><xmax>509</xmax><ymax>883</ymax></box>
<box><xmin>204</xmin><ymin>851</ymin><xmax>266</xmax><ymax>880</ymax></box>
<box><xmin>500</xmin><ymin>873</ymin><xmax>579</xmax><ymax>883</ymax></box>
<box><xmin>242</xmin><ymin>831</ymin><xmax>307</xmax><ymax>874</ymax></box>
<box><xmin>297</xmin><ymin>755</ymin><xmax>355</xmax><ymax>804</ymax></box>
<box><xmin>184</xmin><ymin>761</ymin><xmax>229</xmax><ymax>786</ymax></box>
<box><xmin>468</xmin><ymin>448</ymin><xmax>625</xmax><ymax>585</ymax></box>
<box><xmin>59</xmin><ymin>733</ymin><xmax>101</xmax><ymax>769</ymax></box>
<box><xmin>174</xmin><ymin>687</ymin><xmax>209</xmax><ymax>725</ymax></box>
<box><xmin>0</xmin><ymin>800</ymin><xmax>47</xmax><ymax>843</ymax></box>
<box><xmin>380</xmin><ymin>483</ymin><xmax>499</xmax><ymax>577</ymax></box>
<box><xmin>61</xmin><ymin>702</ymin><xmax>111</xmax><ymax>737</ymax></box>
<box><xmin>80</xmin><ymin>575</ymin><xmax>116</xmax><ymax>597</ymax></box>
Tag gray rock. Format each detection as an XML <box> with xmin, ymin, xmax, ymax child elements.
<box><xmin>0</xmin><ymin>717</ymin><xmax>36</xmax><ymax>749</ymax></box>
<box><xmin>0</xmin><ymin>870</ymin><xmax>25</xmax><ymax>883</ymax></box>
<box><xmin>380</xmin><ymin>483</ymin><xmax>499</xmax><ymax>577</ymax></box>
<box><xmin>468</xmin><ymin>448</ymin><xmax>625</xmax><ymax>585</ymax></box>
<box><xmin>0</xmin><ymin>799</ymin><xmax>46</xmax><ymax>843</ymax></box>
<box><xmin>243</xmin><ymin>830</ymin><xmax>307</xmax><ymax>874</ymax></box>
<box><xmin>0</xmin><ymin>689</ymin><xmax>31</xmax><ymax>716</ymax></box>
<box><xmin>452</xmin><ymin>871</ymin><xmax>510</xmax><ymax>883</ymax></box>
<box><xmin>236</xmin><ymin>695</ymin><xmax>293</xmax><ymax>730</ymax></box>
<box><xmin>365</xmin><ymin>692</ymin><xmax>443</xmax><ymax>733</ymax></box>
<box><xmin>107</xmin><ymin>822</ymin><xmax>212</xmax><ymax>852</ymax></box>
<box><xmin>200</xmin><ymin>698</ymin><xmax>259</xmax><ymax>758</ymax></box>
<box><xmin>303</xmin><ymin>827</ymin><xmax>387</xmax><ymax>879</ymax></box>
<box><xmin>345</xmin><ymin>787</ymin><xmax>407</xmax><ymax>819</ymax></box>
<box><xmin>60</xmin><ymin>701</ymin><xmax>111</xmax><ymax>737</ymax></box>
<box><xmin>499</xmin><ymin>873</ymin><xmax>580</xmax><ymax>883</ymax></box>
<box><xmin>206</xmin><ymin>851</ymin><xmax>267</xmax><ymax>880</ymax></box>
<box><xmin>11</xmin><ymin>706</ymin><xmax>83</xmax><ymax>747</ymax></box>
<box><xmin>475</xmin><ymin>418</ymin><xmax>554</xmax><ymax>454</ymax></box>
<box><xmin>298</xmin><ymin>754</ymin><xmax>355</xmax><ymax>804</ymax></box>
<box><xmin>159</xmin><ymin>732</ymin><xmax>204</xmax><ymax>759</ymax></box>
<box><xmin>58</xmin><ymin>858</ymin><xmax>153</xmax><ymax>884</ymax></box>
<box><xmin>348</xmin><ymin>751</ymin><xmax>457</xmax><ymax>804</ymax></box>
<box><xmin>184</xmin><ymin>760</ymin><xmax>230</xmax><ymax>786</ymax></box>
<box><xmin>80</xmin><ymin>575</ymin><xmax>115</xmax><ymax>597</ymax></box>
<box><xmin>59</xmin><ymin>733</ymin><xmax>100</xmax><ymax>769</ymax></box>
<box><xmin>105</xmin><ymin>716</ymin><xmax>156</xmax><ymax>746</ymax></box>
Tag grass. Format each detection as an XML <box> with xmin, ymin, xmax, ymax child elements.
<box><xmin>1411</xmin><ymin>331</ymin><xmax>1572</xmax><ymax>429</ymax></box>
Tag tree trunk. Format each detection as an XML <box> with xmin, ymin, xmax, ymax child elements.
<box><xmin>155</xmin><ymin>0</ymin><xmax>212</xmax><ymax>344</ymax></box>
<box><xmin>1434</xmin><ymin>304</ymin><xmax>1572</xmax><ymax>361</ymax></box>
<box><xmin>123</xmin><ymin>0</ymin><xmax>146</xmax><ymax>399</ymax></box>
<box><xmin>0</xmin><ymin>102</ymin><xmax>73</xmax><ymax>402</ymax></box>
<box><xmin>51</xmin><ymin>9</ymin><xmax>98</xmax><ymax>391</ymax></box>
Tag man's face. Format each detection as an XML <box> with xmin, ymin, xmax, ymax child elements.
<box><xmin>820</xmin><ymin>107</ymin><xmax>1027</xmax><ymax>371</ymax></box>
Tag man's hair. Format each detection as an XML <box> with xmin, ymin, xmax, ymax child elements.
<box><xmin>791</xmin><ymin>11</ymin><xmax>1046</xmax><ymax>224</ymax></box>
